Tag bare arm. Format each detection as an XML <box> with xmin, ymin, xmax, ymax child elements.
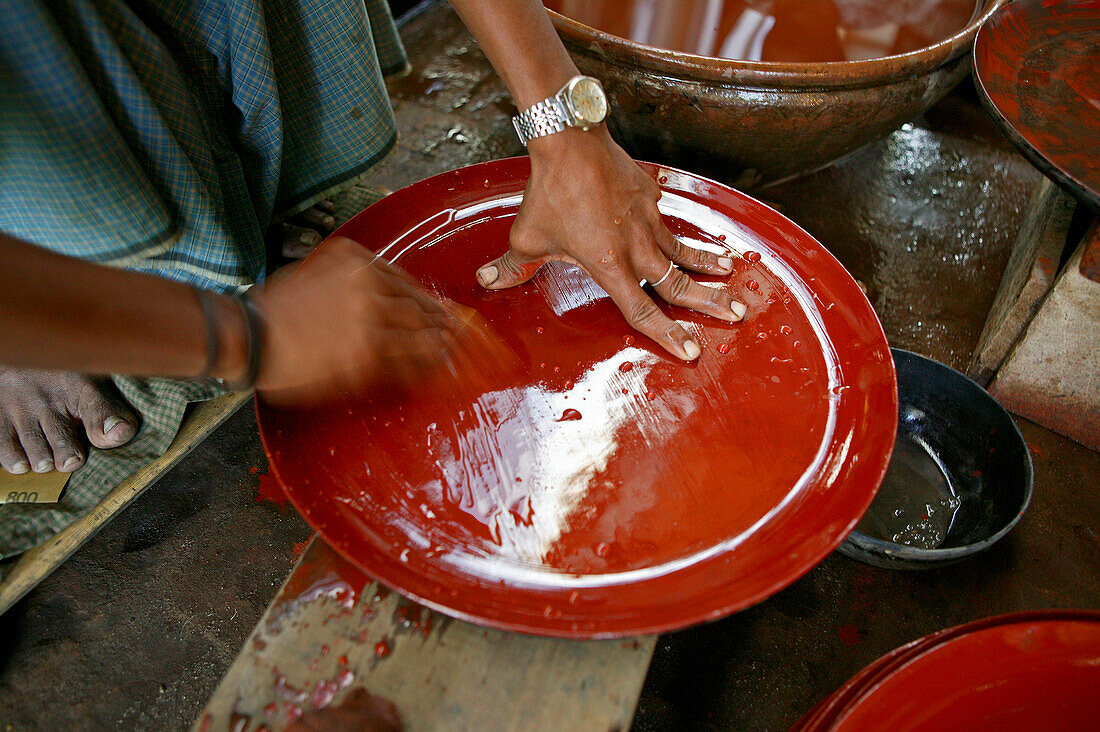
<box><xmin>0</xmin><ymin>233</ymin><xmax>245</xmax><ymax>380</ymax></box>
<box><xmin>449</xmin><ymin>0</ymin><xmax>746</xmax><ymax>361</ymax></box>
<box><xmin>0</xmin><ymin>234</ymin><xmax>456</xmax><ymax>402</ymax></box>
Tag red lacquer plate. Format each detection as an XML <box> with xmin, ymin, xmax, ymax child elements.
<box><xmin>257</xmin><ymin>158</ymin><xmax>897</xmax><ymax>638</ymax></box>
<box><xmin>825</xmin><ymin>611</ymin><xmax>1100</xmax><ymax>732</ymax></box>
<box><xmin>974</xmin><ymin>0</ymin><xmax>1100</xmax><ymax>209</ymax></box>
<box><xmin>791</xmin><ymin>610</ymin><xmax>1100</xmax><ymax>731</ymax></box>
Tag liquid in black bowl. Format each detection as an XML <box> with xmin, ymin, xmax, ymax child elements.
<box><xmin>839</xmin><ymin>349</ymin><xmax>1033</xmax><ymax>569</ymax></box>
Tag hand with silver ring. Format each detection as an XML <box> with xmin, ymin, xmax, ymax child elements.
<box><xmin>640</xmin><ymin>261</ymin><xmax>677</xmax><ymax>288</ymax></box>
<box><xmin>474</xmin><ymin>126</ymin><xmax>748</xmax><ymax>362</ymax></box>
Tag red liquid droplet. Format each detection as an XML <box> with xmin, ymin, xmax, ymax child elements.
<box><xmin>539</xmin><ymin>362</ymin><xmax>546</xmax><ymax>369</ymax></box>
<box><xmin>619</xmin><ymin>361</ymin><xmax>634</xmax><ymax>373</ymax></box>
<box><xmin>564</xmin><ymin>379</ymin><xmax>575</xmax><ymax>390</ymax></box>
<box><xmin>620</xmin><ymin>388</ymin><xmax>628</xmax><ymax>395</ymax></box>
<box><xmin>374</xmin><ymin>640</ymin><xmax>391</xmax><ymax>658</ymax></box>
<box><xmin>646</xmin><ymin>391</ymin><xmax>657</xmax><ymax>401</ymax></box>
<box><xmin>552</xmin><ymin>365</ymin><xmax>560</xmax><ymax>373</ymax></box>
<box><xmin>614</xmin><ymin>217</ymin><xmax>623</xmax><ymax>225</ymax></box>
<box><xmin>557</xmin><ymin>408</ymin><xmax>583</xmax><ymax>422</ymax></box>
<box><xmin>595</xmin><ymin>542</ymin><xmax>610</xmax><ymax>557</ymax></box>
<box><xmin>320</xmin><ymin>645</ymin><xmax>330</xmax><ymax>656</ymax></box>
<box><xmin>757</xmin><ymin>331</ymin><xmax>768</xmax><ymax>340</ymax></box>
<box><xmin>717</xmin><ymin>343</ymin><xmax>731</xmax><ymax>354</ymax></box>
<box><xmin>793</xmin><ymin>340</ymin><xmax>802</xmax><ymax>347</ymax></box>
<box><xmin>622</xmin><ymin>334</ymin><xmax>635</xmax><ymax>346</ymax></box>
<box><xmin>536</xmin><ymin>326</ymin><xmax>544</xmax><ymax>334</ymax></box>
<box><xmin>263</xmin><ymin>703</ymin><xmax>278</xmax><ymax>717</ymax></box>
<box><xmin>746</xmin><ymin>280</ymin><xmax>759</xmax><ymax>291</ymax></box>
<box><xmin>658</xmin><ymin>175</ymin><xmax>668</xmax><ymax>184</ymax></box>
<box><xmin>780</xmin><ymin>325</ymin><xmax>792</xmax><ymax>335</ymax></box>
<box><xmin>718</xmin><ymin>233</ymin><xmax>727</xmax><ymax>241</ymax></box>
<box><xmin>338</xmin><ymin>655</ymin><xmax>348</xmax><ymax>666</ymax></box>
<box><xmin>744</xmin><ymin>251</ymin><xmax>762</xmax><ymax>263</ymax></box>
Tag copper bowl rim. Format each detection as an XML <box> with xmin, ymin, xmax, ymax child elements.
<box><xmin>548</xmin><ymin>0</ymin><xmax>1006</xmax><ymax>89</ymax></box>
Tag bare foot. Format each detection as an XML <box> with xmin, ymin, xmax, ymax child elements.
<box><xmin>270</xmin><ymin>200</ymin><xmax>340</xmax><ymax>261</ymax></box>
<box><xmin>0</xmin><ymin>369</ymin><xmax>139</xmax><ymax>474</ymax></box>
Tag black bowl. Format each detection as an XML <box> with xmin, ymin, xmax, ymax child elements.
<box><xmin>838</xmin><ymin>348</ymin><xmax>1033</xmax><ymax>569</ymax></box>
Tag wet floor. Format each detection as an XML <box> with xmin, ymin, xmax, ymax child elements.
<box><xmin>0</xmin><ymin>3</ymin><xmax>1095</xmax><ymax>730</ymax></box>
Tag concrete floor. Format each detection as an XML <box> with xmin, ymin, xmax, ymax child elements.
<box><xmin>1</xmin><ymin>3</ymin><xmax>1097</xmax><ymax>730</ymax></box>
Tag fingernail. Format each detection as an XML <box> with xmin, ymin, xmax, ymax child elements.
<box><xmin>323</xmin><ymin>215</ymin><xmax>336</xmax><ymax>228</ymax></box>
<box><xmin>10</xmin><ymin>461</ymin><xmax>29</xmax><ymax>475</ymax></box>
<box><xmin>683</xmin><ymin>340</ymin><xmax>701</xmax><ymax>360</ymax></box>
<box><xmin>104</xmin><ymin>416</ymin><xmax>127</xmax><ymax>435</ymax></box>
<box><xmin>718</xmin><ymin>256</ymin><xmax>733</xmax><ymax>271</ymax></box>
<box><xmin>34</xmin><ymin>459</ymin><xmax>53</xmax><ymax>473</ymax></box>
<box><xmin>731</xmin><ymin>300</ymin><xmax>747</xmax><ymax>319</ymax></box>
<box><xmin>299</xmin><ymin>231</ymin><xmax>320</xmax><ymax>245</ymax></box>
<box><xmin>477</xmin><ymin>265</ymin><xmax>499</xmax><ymax>286</ymax></box>
<box><xmin>62</xmin><ymin>455</ymin><xmax>82</xmax><ymax>471</ymax></box>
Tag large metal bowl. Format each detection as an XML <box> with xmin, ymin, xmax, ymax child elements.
<box><xmin>548</xmin><ymin>0</ymin><xmax>1006</xmax><ymax>187</ymax></box>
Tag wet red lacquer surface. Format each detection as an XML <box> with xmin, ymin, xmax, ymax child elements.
<box><xmin>257</xmin><ymin>158</ymin><xmax>897</xmax><ymax>638</ymax></box>
<box><xmin>974</xmin><ymin>0</ymin><xmax>1100</xmax><ymax>209</ymax></box>
<box><xmin>792</xmin><ymin>610</ymin><xmax>1100</xmax><ymax>731</ymax></box>
<box><xmin>828</xmin><ymin>611</ymin><xmax>1100</xmax><ymax>732</ymax></box>
<box><xmin>544</xmin><ymin>0</ymin><xmax>978</xmax><ymax>63</ymax></box>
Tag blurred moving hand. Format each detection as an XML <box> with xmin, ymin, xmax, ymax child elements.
<box><xmin>252</xmin><ymin>236</ymin><xmax>461</xmax><ymax>405</ymax></box>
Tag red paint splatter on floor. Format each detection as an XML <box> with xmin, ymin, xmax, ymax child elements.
<box><xmin>249</xmin><ymin>465</ymin><xmax>260</xmax><ymax>474</ymax></box>
<box><xmin>374</xmin><ymin>640</ymin><xmax>391</xmax><ymax>658</ymax></box>
<box><xmin>256</xmin><ymin>470</ymin><xmax>289</xmax><ymax>504</ymax></box>
<box><xmin>837</xmin><ymin>623</ymin><xmax>862</xmax><ymax>647</ymax></box>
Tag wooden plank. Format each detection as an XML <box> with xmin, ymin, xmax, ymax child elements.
<box><xmin>990</xmin><ymin>221</ymin><xmax>1100</xmax><ymax>450</ymax></box>
<box><xmin>968</xmin><ymin>178</ymin><xmax>1076</xmax><ymax>385</ymax></box>
<box><xmin>0</xmin><ymin>391</ymin><xmax>251</xmax><ymax>614</ymax></box>
<box><xmin>196</xmin><ymin>538</ymin><xmax>656</xmax><ymax>732</ymax></box>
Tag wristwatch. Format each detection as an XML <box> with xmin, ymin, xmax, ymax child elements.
<box><xmin>512</xmin><ymin>75</ymin><xmax>608</xmax><ymax>146</ymax></box>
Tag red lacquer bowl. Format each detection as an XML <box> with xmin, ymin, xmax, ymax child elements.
<box><xmin>819</xmin><ymin>611</ymin><xmax>1100</xmax><ymax>732</ymax></box>
<box><xmin>257</xmin><ymin>158</ymin><xmax>897</xmax><ymax>638</ymax></box>
<box><xmin>974</xmin><ymin>0</ymin><xmax>1100</xmax><ymax>209</ymax></box>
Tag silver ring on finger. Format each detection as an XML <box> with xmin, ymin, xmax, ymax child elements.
<box><xmin>640</xmin><ymin>261</ymin><xmax>677</xmax><ymax>288</ymax></box>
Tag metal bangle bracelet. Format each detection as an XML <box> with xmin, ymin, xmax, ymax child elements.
<box><xmin>640</xmin><ymin>261</ymin><xmax>677</xmax><ymax>288</ymax></box>
<box><xmin>219</xmin><ymin>295</ymin><xmax>264</xmax><ymax>392</ymax></box>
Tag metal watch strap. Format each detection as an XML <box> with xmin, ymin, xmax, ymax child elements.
<box><xmin>512</xmin><ymin>96</ymin><xmax>571</xmax><ymax>146</ymax></box>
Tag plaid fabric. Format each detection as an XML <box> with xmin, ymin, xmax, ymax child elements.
<box><xmin>0</xmin><ymin>0</ymin><xmax>406</xmax><ymax>559</ymax></box>
<box><xmin>0</xmin><ymin>0</ymin><xmax>403</xmax><ymax>293</ymax></box>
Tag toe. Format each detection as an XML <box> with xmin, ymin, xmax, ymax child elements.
<box><xmin>280</xmin><ymin>224</ymin><xmax>323</xmax><ymax>260</ymax></box>
<box><xmin>40</xmin><ymin>415</ymin><xmax>86</xmax><ymax>472</ymax></box>
<box><xmin>0</xmin><ymin>422</ymin><xmax>30</xmax><ymax>475</ymax></box>
<box><xmin>14</xmin><ymin>419</ymin><xmax>54</xmax><ymax>473</ymax></box>
<box><xmin>289</xmin><ymin>206</ymin><xmax>338</xmax><ymax>234</ymax></box>
<box><xmin>77</xmin><ymin>380</ymin><xmax>139</xmax><ymax>450</ymax></box>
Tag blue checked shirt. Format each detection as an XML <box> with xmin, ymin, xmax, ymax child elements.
<box><xmin>0</xmin><ymin>0</ymin><xmax>407</xmax><ymax>293</ymax></box>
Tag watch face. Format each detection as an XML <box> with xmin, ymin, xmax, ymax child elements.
<box><xmin>568</xmin><ymin>77</ymin><xmax>608</xmax><ymax>125</ymax></box>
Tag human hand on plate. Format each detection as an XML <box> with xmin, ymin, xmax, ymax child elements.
<box><xmin>250</xmin><ymin>236</ymin><xmax>460</xmax><ymax>404</ymax></box>
<box><xmin>475</xmin><ymin>127</ymin><xmax>747</xmax><ymax>361</ymax></box>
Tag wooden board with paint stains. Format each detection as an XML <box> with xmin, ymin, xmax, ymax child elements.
<box><xmin>196</xmin><ymin>537</ymin><xmax>655</xmax><ymax>731</ymax></box>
